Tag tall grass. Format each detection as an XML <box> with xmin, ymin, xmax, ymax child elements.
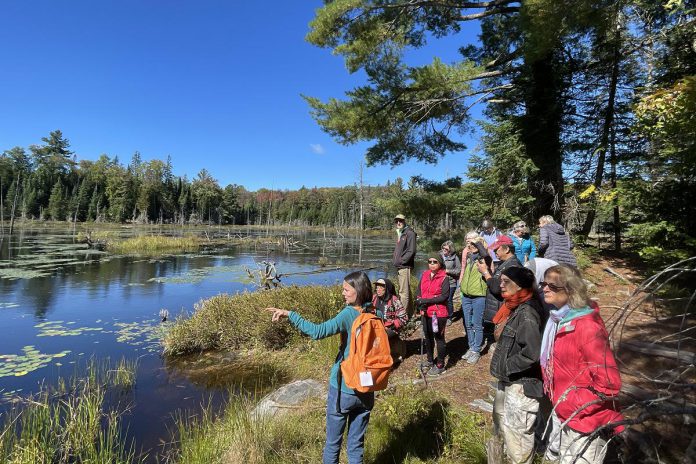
<box><xmin>163</xmin><ymin>285</ymin><xmax>345</xmax><ymax>356</ymax></box>
<box><xmin>107</xmin><ymin>235</ymin><xmax>203</xmax><ymax>254</ymax></box>
<box><xmin>165</xmin><ymin>384</ymin><xmax>487</xmax><ymax>464</ymax></box>
<box><xmin>0</xmin><ymin>359</ymin><xmax>141</xmax><ymax>464</ymax></box>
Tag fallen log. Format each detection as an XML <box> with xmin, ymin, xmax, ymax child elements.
<box><xmin>620</xmin><ymin>340</ymin><xmax>695</xmax><ymax>365</ymax></box>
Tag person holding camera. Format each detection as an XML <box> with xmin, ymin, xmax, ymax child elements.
<box><xmin>416</xmin><ymin>253</ymin><xmax>449</xmax><ymax>376</ymax></box>
<box><xmin>459</xmin><ymin>232</ymin><xmax>491</xmax><ymax>364</ymax></box>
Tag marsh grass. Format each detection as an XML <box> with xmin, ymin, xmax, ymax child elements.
<box><xmin>163</xmin><ymin>285</ymin><xmax>344</xmax><ymax>356</ymax></box>
<box><xmin>106</xmin><ymin>235</ymin><xmax>204</xmax><ymax>254</ymax></box>
<box><xmin>0</xmin><ymin>358</ymin><xmax>141</xmax><ymax>464</ymax></box>
<box><xmin>166</xmin><ymin>384</ymin><xmax>487</xmax><ymax>464</ymax></box>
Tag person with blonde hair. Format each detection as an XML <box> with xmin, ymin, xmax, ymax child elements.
<box><xmin>540</xmin><ymin>264</ymin><xmax>623</xmax><ymax>464</ymax></box>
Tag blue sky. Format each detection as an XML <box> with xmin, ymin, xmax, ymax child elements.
<box><xmin>0</xmin><ymin>1</ymin><xmax>483</xmax><ymax>190</ymax></box>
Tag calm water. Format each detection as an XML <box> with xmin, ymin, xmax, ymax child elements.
<box><xmin>0</xmin><ymin>224</ymin><xmax>429</xmax><ymax>459</ymax></box>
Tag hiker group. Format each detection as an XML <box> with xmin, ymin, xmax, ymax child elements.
<box><xmin>267</xmin><ymin>213</ymin><xmax>623</xmax><ymax>464</ymax></box>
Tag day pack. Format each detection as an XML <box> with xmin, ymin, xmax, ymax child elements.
<box><xmin>340</xmin><ymin>310</ymin><xmax>393</xmax><ymax>393</ymax></box>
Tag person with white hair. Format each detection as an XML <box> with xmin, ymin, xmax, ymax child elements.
<box><xmin>509</xmin><ymin>220</ymin><xmax>537</xmax><ymax>264</ymax></box>
<box><xmin>538</xmin><ymin>215</ymin><xmax>577</xmax><ymax>267</ymax></box>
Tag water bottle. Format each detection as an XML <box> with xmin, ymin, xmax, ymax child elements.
<box><xmin>431</xmin><ymin>314</ymin><xmax>439</xmax><ymax>333</ymax></box>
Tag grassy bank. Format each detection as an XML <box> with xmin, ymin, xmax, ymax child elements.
<box><xmin>0</xmin><ymin>358</ymin><xmax>140</xmax><ymax>464</ymax></box>
<box><xmin>163</xmin><ymin>285</ymin><xmax>345</xmax><ymax>355</ymax></box>
<box><xmin>166</xmin><ymin>384</ymin><xmax>488</xmax><ymax>464</ymax></box>
<box><xmin>106</xmin><ymin>235</ymin><xmax>204</xmax><ymax>254</ymax></box>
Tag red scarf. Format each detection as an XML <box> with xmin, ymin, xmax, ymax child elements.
<box><xmin>492</xmin><ymin>288</ymin><xmax>534</xmax><ymax>325</ymax></box>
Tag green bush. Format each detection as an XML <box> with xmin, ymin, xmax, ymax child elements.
<box><xmin>626</xmin><ymin>221</ymin><xmax>696</xmax><ymax>267</ymax></box>
<box><xmin>163</xmin><ymin>285</ymin><xmax>344</xmax><ymax>356</ymax></box>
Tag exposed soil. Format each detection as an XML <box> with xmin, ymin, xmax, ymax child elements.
<box><xmin>387</xmin><ymin>252</ymin><xmax>696</xmax><ymax>461</ymax></box>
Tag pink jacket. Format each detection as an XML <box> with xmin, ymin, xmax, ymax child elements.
<box><xmin>543</xmin><ymin>308</ymin><xmax>624</xmax><ymax>434</ymax></box>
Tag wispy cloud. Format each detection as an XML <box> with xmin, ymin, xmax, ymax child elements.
<box><xmin>310</xmin><ymin>143</ymin><xmax>325</xmax><ymax>155</ymax></box>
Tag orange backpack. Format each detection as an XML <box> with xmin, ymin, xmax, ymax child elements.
<box><xmin>340</xmin><ymin>309</ymin><xmax>394</xmax><ymax>393</ymax></box>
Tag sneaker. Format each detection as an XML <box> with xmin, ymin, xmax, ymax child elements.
<box><xmin>467</xmin><ymin>352</ymin><xmax>481</xmax><ymax>364</ymax></box>
<box><xmin>461</xmin><ymin>350</ymin><xmax>472</xmax><ymax>361</ymax></box>
<box><xmin>446</xmin><ymin>318</ymin><xmax>453</xmax><ymax>327</ymax></box>
<box><xmin>419</xmin><ymin>361</ymin><xmax>434</xmax><ymax>371</ymax></box>
<box><xmin>427</xmin><ymin>365</ymin><xmax>445</xmax><ymax>376</ymax></box>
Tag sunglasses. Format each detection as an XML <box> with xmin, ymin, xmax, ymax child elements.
<box><xmin>427</xmin><ymin>260</ymin><xmax>439</xmax><ymax>264</ymax></box>
<box><xmin>540</xmin><ymin>281</ymin><xmax>565</xmax><ymax>292</ymax></box>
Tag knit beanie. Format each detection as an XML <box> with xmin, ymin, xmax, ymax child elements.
<box><xmin>501</xmin><ymin>266</ymin><xmax>535</xmax><ymax>289</ymax></box>
<box><xmin>428</xmin><ymin>253</ymin><xmax>445</xmax><ymax>267</ymax></box>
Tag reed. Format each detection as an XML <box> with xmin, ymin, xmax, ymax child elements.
<box><xmin>106</xmin><ymin>235</ymin><xmax>203</xmax><ymax>254</ymax></box>
<box><xmin>0</xmin><ymin>360</ymin><xmax>141</xmax><ymax>464</ymax></box>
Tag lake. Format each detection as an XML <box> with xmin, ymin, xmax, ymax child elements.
<box><xmin>0</xmin><ymin>224</ymin><xmax>433</xmax><ymax>460</ymax></box>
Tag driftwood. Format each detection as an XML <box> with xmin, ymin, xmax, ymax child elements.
<box><xmin>620</xmin><ymin>340</ymin><xmax>696</xmax><ymax>365</ymax></box>
<box><xmin>604</xmin><ymin>266</ymin><xmax>631</xmax><ymax>283</ymax></box>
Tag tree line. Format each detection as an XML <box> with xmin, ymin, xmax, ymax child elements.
<box><xmin>304</xmin><ymin>0</ymin><xmax>695</xmax><ymax>264</ymax></box>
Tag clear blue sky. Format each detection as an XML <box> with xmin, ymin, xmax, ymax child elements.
<box><xmin>0</xmin><ymin>1</ymin><xmax>483</xmax><ymax>190</ymax></box>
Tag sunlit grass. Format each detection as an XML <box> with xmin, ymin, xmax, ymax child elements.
<box><xmin>163</xmin><ymin>285</ymin><xmax>344</xmax><ymax>356</ymax></box>
<box><xmin>165</xmin><ymin>384</ymin><xmax>488</xmax><ymax>464</ymax></box>
<box><xmin>106</xmin><ymin>235</ymin><xmax>204</xmax><ymax>254</ymax></box>
<box><xmin>0</xmin><ymin>358</ymin><xmax>142</xmax><ymax>464</ymax></box>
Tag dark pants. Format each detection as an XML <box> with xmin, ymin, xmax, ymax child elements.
<box><xmin>422</xmin><ymin>315</ymin><xmax>447</xmax><ymax>367</ymax></box>
<box><xmin>446</xmin><ymin>286</ymin><xmax>456</xmax><ymax>318</ymax></box>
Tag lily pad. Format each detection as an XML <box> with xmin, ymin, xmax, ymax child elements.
<box><xmin>0</xmin><ymin>346</ymin><xmax>72</xmax><ymax>378</ymax></box>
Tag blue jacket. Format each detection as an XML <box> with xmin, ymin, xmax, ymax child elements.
<box><xmin>509</xmin><ymin>234</ymin><xmax>536</xmax><ymax>264</ymax></box>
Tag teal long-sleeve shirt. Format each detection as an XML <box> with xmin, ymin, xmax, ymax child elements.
<box><xmin>288</xmin><ymin>305</ymin><xmax>382</xmax><ymax>395</ymax></box>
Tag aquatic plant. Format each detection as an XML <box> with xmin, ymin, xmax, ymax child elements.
<box><xmin>162</xmin><ymin>284</ymin><xmax>344</xmax><ymax>356</ymax></box>
<box><xmin>106</xmin><ymin>235</ymin><xmax>204</xmax><ymax>255</ymax></box>
<box><xmin>0</xmin><ymin>359</ymin><xmax>142</xmax><ymax>464</ymax></box>
<box><xmin>0</xmin><ymin>346</ymin><xmax>71</xmax><ymax>378</ymax></box>
<box><xmin>35</xmin><ymin>320</ymin><xmax>104</xmax><ymax>337</ymax></box>
<box><xmin>165</xmin><ymin>384</ymin><xmax>487</xmax><ymax>464</ymax></box>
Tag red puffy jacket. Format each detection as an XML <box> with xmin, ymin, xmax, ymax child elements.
<box><xmin>543</xmin><ymin>308</ymin><xmax>624</xmax><ymax>434</ymax></box>
<box><xmin>417</xmin><ymin>269</ymin><xmax>448</xmax><ymax>318</ymax></box>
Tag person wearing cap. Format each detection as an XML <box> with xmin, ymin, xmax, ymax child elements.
<box><xmin>372</xmin><ymin>278</ymin><xmax>408</xmax><ymax>361</ymax></box>
<box><xmin>477</xmin><ymin>235</ymin><xmax>522</xmax><ymax>345</ymax></box>
<box><xmin>489</xmin><ymin>266</ymin><xmax>545</xmax><ymax>464</ymax></box>
<box><xmin>415</xmin><ymin>253</ymin><xmax>449</xmax><ymax>376</ymax></box>
<box><xmin>480</xmin><ymin>219</ymin><xmax>503</xmax><ymax>262</ymax></box>
<box><xmin>392</xmin><ymin>214</ymin><xmax>417</xmax><ymax>316</ymax></box>
<box><xmin>509</xmin><ymin>220</ymin><xmax>537</xmax><ymax>264</ymax></box>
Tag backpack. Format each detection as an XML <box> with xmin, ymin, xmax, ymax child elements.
<box><xmin>339</xmin><ymin>309</ymin><xmax>393</xmax><ymax>393</ymax></box>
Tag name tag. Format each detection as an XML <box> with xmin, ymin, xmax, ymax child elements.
<box><xmin>359</xmin><ymin>371</ymin><xmax>374</xmax><ymax>387</ymax></box>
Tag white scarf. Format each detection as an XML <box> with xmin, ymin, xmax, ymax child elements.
<box><xmin>540</xmin><ymin>304</ymin><xmax>570</xmax><ymax>368</ymax></box>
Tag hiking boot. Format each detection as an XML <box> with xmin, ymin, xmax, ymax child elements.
<box><xmin>467</xmin><ymin>352</ymin><xmax>481</xmax><ymax>364</ymax></box>
<box><xmin>427</xmin><ymin>365</ymin><xmax>445</xmax><ymax>376</ymax></box>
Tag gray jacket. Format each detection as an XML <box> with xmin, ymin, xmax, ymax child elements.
<box><xmin>538</xmin><ymin>223</ymin><xmax>577</xmax><ymax>267</ymax></box>
<box><xmin>442</xmin><ymin>252</ymin><xmax>461</xmax><ymax>288</ymax></box>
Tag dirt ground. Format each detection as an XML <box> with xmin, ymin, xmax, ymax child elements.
<box><xmin>387</xmin><ymin>252</ymin><xmax>696</xmax><ymax>461</ymax></box>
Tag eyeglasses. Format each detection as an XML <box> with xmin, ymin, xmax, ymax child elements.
<box><xmin>540</xmin><ymin>281</ymin><xmax>565</xmax><ymax>292</ymax></box>
<box><xmin>427</xmin><ymin>260</ymin><xmax>439</xmax><ymax>264</ymax></box>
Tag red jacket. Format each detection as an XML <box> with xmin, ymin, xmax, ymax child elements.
<box><xmin>543</xmin><ymin>308</ymin><xmax>624</xmax><ymax>434</ymax></box>
<box><xmin>418</xmin><ymin>269</ymin><xmax>448</xmax><ymax>318</ymax></box>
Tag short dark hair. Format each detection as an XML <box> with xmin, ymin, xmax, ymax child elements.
<box><xmin>501</xmin><ymin>243</ymin><xmax>516</xmax><ymax>254</ymax></box>
<box><xmin>344</xmin><ymin>271</ymin><xmax>373</xmax><ymax>306</ymax></box>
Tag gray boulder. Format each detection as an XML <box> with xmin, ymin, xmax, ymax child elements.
<box><xmin>253</xmin><ymin>379</ymin><xmax>326</xmax><ymax>419</ymax></box>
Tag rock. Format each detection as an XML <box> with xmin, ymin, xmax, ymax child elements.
<box><xmin>253</xmin><ymin>379</ymin><xmax>326</xmax><ymax>419</ymax></box>
<box><xmin>469</xmin><ymin>398</ymin><xmax>494</xmax><ymax>413</ymax></box>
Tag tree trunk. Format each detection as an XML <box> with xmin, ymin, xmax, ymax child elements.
<box><xmin>521</xmin><ymin>53</ymin><xmax>566</xmax><ymax>219</ymax></box>
<box><xmin>581</xmin><ymin>29</ymin><xmax>621</xmax><ymax>236</ymax></box>
<box><xmin>610</xmin><ymin>126</ymin><xmax>621</xmax><ymax>251</ymax></box>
